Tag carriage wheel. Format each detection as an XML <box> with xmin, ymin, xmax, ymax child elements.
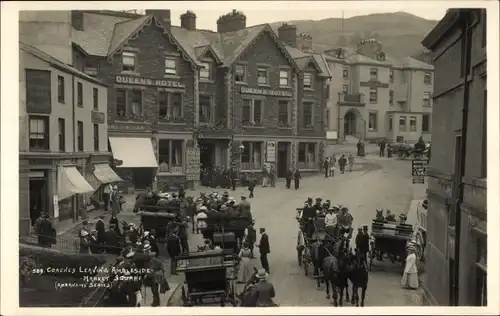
<box><xmin>230</xmin><ymin>283</ymin><xmax>237</xmax><ymax>306</ymax></box>
<box><xmin>181</xmin><ymin>285</ymin><xmax>189</xmax><ymax>306</ymax></box>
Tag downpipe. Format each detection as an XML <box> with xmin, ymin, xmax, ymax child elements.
<box><xmin>72</xmin><ymin>75</ymin><xmax>78</xmax><ymax>221</ymax></box>
<box><xmin>452</xmin><ymin>9</ymin><xmax>474</xmax><ymax>306</ymax></box>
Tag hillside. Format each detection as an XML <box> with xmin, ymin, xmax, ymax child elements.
<box><xmin>270</xmin><ymin>11</ymin><xmax>438</xmax><ymax>58</ymax></box>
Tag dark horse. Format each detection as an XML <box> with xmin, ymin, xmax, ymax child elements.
<box><xmin>346</xmin><ymin>250</ymin><xmax>369</xmax><ymax>307</ymax></box>
<box><xmin>321</xmin><ymin>237</ymin><xmax>351</xmax><ymax>306</ymax></box>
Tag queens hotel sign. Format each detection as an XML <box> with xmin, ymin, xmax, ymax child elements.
<box><xmin>241</xmin><ymin>86</ymin><xmax>292</xmax><ymax>97</ymax></box>
<box><xmin>115</xmin><ymin>75</ymin><xmax>185</xmax><ymax>88</ymax></box>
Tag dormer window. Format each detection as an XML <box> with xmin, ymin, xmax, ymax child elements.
<box><xmin>199</xmin><ymin>62</ymin><xmax>212</xmax><ymax>80</ymax></box>
<box><xmin>303</xmin><ymin>73</ymin><xmax>313</xmax><ymax>89</ymax></box>
<box><xmin>122</xmin><ymin>52</ymin><xmax>136</xmax><ymax>72</ymax></box>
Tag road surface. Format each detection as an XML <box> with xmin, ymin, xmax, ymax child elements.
<box><xmin>170</xmin><ymin>156</ymin><xmax>427</xmax><ymax>306</ymax></box>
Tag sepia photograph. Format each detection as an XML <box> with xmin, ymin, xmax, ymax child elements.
<box><xmin>1</xmin><ymin>1</ymin><xmax>498</xmax><ymax>314</ymax></box>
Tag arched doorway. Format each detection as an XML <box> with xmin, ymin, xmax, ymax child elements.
<box><xmin>344</xmin><ymin>109</ymin><xmax>359</xmax><ymax>136</ymax></box>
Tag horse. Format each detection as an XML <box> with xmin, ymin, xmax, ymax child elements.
<box><xmin>321</xmin><ymin>237</ymin><xmax>351</xmax><ymax>306</ymax></box>
<box><xmin>310</xmin><ymin>240</ymin><xmax>327</xmax><ymax>289</ymax></box>
<box><xmin>346</xmin><ymin>250</ymin><xmax>369</xmax><ymax>307</ymax></box>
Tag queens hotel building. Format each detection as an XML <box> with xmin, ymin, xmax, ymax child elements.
<box><xmin>20</xmin><ymin>9</ymin><xmax>330</xmax><ymax>190</ymax></box>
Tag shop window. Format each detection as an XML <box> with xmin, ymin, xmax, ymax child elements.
<box><xmin>241</xmin><ymin>142</ymin><xmax>262</xmax><ymax>170</ymax></box>
<box><xmin>368</xmin><ymin>112</ymin><xmax>377</xmax><ymax>131</ymax></box>
<box><xmin>298</xmin><ymin>143</ymin><xmax>316</xmax><ymax>169</ymax></box>
<box><xmin>302</xmin><ymin>102</ymin><xmax>313</xmax><ymax>128</ymax></box>
<box><xmin>279</xmin><ymin>69</ymin><xmax>289</xmax><ymax>87</ymax></box>
<box><xmin>235</xmin><ymin>64</ymin><xmax>246</xmax><ymax>83</ymax></box>
<box><xmin>29</xmin><ymin>116</ymin><xmax>49</xmax><ymax>151</ymax></box>
<box><xmin>199</xmin><ymin>95</ymin><xmax>212</xmax><ymax>123</ymax></box>
<box><xmin>57</xmin><ymin>75</ymin><xmax>65</xmax><ymax>103</ymax></box>
<box><xmin>158</xmin><ymin>92</ymin><xmax>183</xmax><ymax>120</ymax></box>
<box><xmin>158</xmin><ymin>140</ymin><xmax>183</xmax><ymax>173</ymax></box>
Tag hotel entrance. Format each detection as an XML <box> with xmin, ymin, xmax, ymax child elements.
<box><xmin>199</xmin><ymin>141</ymin><xmax>215</xmax><ymax>169</ymax></box>
<box><xmin>277</xmin><ymin>142</ymin><xmax>290</xmax><ymax>178</ymax></box>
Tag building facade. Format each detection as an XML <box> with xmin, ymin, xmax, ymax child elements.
<box><xmin>19</xmin><ymin>42</ymin><xmax>118</xmax><ymax>235</ymax></box>
<box><xmin>20</xmin><ymin>9</ymin><xmax>331</xmax><ymax>189</ymax></box>
<box><xmin>422</xmin><ymin>9</ymin><xmax>487</xmax><ymax>306</ymax></box>
<box><xmin>324</xmin><ymin>39</ymin><xmax>434</xmax><ymax>143</ymax></box>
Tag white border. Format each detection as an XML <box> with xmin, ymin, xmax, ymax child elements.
<box><xmin>1</xmin><ymin>1</ymin><xmax>499</xmax><ymax>315</ymax></box>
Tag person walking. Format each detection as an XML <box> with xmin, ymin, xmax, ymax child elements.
<box><xmin>338</xmin><ymin>155</ymin><xmax>347</xmax><ymax>174</ymax></box>
<box><xmin>270</xmin><ymin>164</ymin><xmax>276</xmax><ymax>188</ymax></box>
<box><xmin>256</xmin><ymin>228</ymin><xmax>270</xmax><ymax>274</ymax></box>
<box><xmin>329</xmin><ymin>155</ymin><xmax>336</xmax><ymax>177</ymax></box>
<box><xmin>323</xmin><ymin>157</ymin><xmax>329</xmax><ymax>178</ymax></box>
<box><xmin>401</xmin><ymin>246</ymin><xmax>419</xmax><ymax>289</ymax></box>
<box><xmin>248</xmin><ymin>174</ymin><xmax>256</xmax><ymax>198</ymax></box>
<box><xmin>348</xmin><ymin>153</ymin><xmax>355</xmax><ymax>172</ymax></box>
<box><xmin>293</xmin><ymin>169</ymin><xmax>301</xmax><ymax>190</ymax></box>
<box><xmin>237</xmin><ymin>243</ymin><xmax>254</xmax><ymax>283</ymax></box>
<box><xmin>103</xmin><ymin>183</ymin><xmax>112</xmax><ymax>212</ymax></box>
<box><xmin>285</xmin><ymin>169</ymin><xmax>293</xmax><ymax>189</ymax></box>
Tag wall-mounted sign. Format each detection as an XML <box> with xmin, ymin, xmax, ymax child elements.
<box><xmin>186</xmin><ymin>147</ymin><xmax>201</xmax><ymax>181</ymax></box>
<box><xmin>91</xmin><ymin>110</ymin><xmax>105</xmax><ymax>124</ymax></box>
<box><xmin>108</xmin><ymin>122</ymin><xmax>151</xmax><ymax>131</ymax></box>
<box><xmin>241</xmin><ymin>86</ymin><xmax>292</xmax><ymax>97</ymax></box>
<box><xmin>115</xmin><ymin>75</ymin><xmax>185</xmax><ymax>88</ymax></box>
<box><xmin>26</xmin><ymin>69</ymin><xmax>52</xmax><ymax>114</ymax></box>
<box><xmin>412</xmin><ymin>158</ymin><xmax>429</xmax><ymax>184</ymax></box>
<box><xmin>266</xmin><ymin>141</ymin><xmax>277</xmax><ymax>162</ymax></box>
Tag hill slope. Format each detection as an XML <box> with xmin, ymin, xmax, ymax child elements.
<box><xmin>270</xmin><ymin>11</ymin><xmax>438</xmax><ymax>58</ymax></box>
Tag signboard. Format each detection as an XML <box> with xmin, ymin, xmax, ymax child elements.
<box><xmin>241</xmin><ymin>86</ymin><xmax>292</xmax><ymax>97</ymax></box>
<box><xmin>26</xmin><ymin>69</ymin><xmax>52</xmax><ymax>114</ymax></box>
<box><xmin>108</xmin><ymin>123</ymin><xmax>150</xmax><ymax>131</ymax></box>
<box><xmin>91</xmin><ymin>110</ymin><xmax>105</xmax><ymax>124</ymax></box>
<box><xmin>266</xmin><ymin>141</ymin><xmax>276</xmax><ymax>162</ymax></box>
<box><xmin>412</xmin><ymin>158</ymin><xmax>429</xmax><ymax>184</ymax></box>
<box><xmin>53</xmin><ymin>195</ymin><xmax>59</xmax><ymax>219</ymax></box>
<box><xmin>326</xmin><ymin>131</ymin><xmax>338</xmax><ymax>140</ymax></box>
<box><xmin>115</xmin><ymin>75</ymin><xmax>185</xmax><ymax>88</ymax></box>
<box><xmin>185</xmin><ymin>147</ymin><xmax>200</xmax><ymax>181</ymax></box>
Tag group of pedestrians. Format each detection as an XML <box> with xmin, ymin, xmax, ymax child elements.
<box><xmin>323</xmin><ymin>153</ymin><xmax>355</xmax><ymax>178</ymax></box>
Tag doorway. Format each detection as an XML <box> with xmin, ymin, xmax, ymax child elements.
<box><xmin>199</xmin><ymin>141</ymin><xmax>215</xmax><ymax>169</ymax></box>
<box><xmin>344</xmin><ymin>110</ymin><xmax>357</xmax><ymax>136</ymax></box>
<box><xmin>132</xmin><ymin>168</ymin><xmax>154</xmax><ymax>189</ymax></box>
<box><xmin>277</xmin><ymin>142</ymin><xmax>289</xmax><ymax>178</ymax></box>
<box><xmin>29</xmin><ymin>177</ymin><xmax>47</xmax><ymax>226</ymax></box>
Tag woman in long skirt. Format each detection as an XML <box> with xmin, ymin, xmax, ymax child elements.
<box><xmin>237</xmin><ymin>243</ymin><xmax>253</xmax><ymax>283</ymax></box>
<box><xmin>401</xmin><ymin>247</ymin><xmax>419</xmax><ymax>289</ymax></box>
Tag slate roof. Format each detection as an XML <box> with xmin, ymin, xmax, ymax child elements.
<box><xmin>285</xmin><ymin>45</ymin><xmax>330</xmax><ymax>77</ymax></box>
<box><xmin>70</xmin><ymin>11</ymin><xmax>329</xmax><ymax>77</ymax></box>
<box><xmin>19</xmin><ymin>42</ymin><xmax>107</xmax><ymax>86</ymax></box>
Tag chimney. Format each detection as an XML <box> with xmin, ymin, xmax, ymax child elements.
<box><xmin>180</xmin><ymin>10</ymin><xmax>196</xmax><ymax>30</ymax></box>
<box><xmin>71</xmin><ymin>10</ymin><xmax>84</xmax><ymax>31</ymax></box>
<box><xmin>356</xmin><ymin>38</ymin><xmax>383</xmax><ymax>59</ymax></box>
<box><xmin>216</xmin><ymin>9</ymin><xmax>246</xmax><ymax>33</ymax></box>
<box><xmin>278</xmin><ymin>23</ymin><xmax>297</xmax><ymax>47</ymax></box>
<box><xmin>146</xmin><ymin>9</ymin><xmax>171</xmax><ymax>30</ymax></box>
<box><xmin>297</xmin><ymin>33</ymin><xmax>313</xmax><ymax>53</ymax></box>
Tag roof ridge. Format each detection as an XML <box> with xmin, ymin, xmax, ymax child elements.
<box><xmin>107</xmin><ymin>15</ymin><xmax>154</xmax><ymax>57</ymax></box>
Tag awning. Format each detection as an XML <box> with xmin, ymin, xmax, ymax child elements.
<box><xmin>57</xmin><ymin>166</ymin><xmax>95</xmax><ymax>201</ymax></box>
<box><xmin>109</xmin><ymin>137</ymin><xmax>158</xmax><ymax>168</ymax></box>
<box><xmin>94</xmin><ymin>163</ymin><xmax>122</xmax><ymax>183</ymax></box>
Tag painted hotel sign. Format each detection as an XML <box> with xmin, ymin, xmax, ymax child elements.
<box><xmin>241</xmin><ymin>86</ymin><xmax>292</xmax><ymax>97</ymax></box>
<box><xmin>115</xmin><ymin>75</ymin><xmax>185</xmax><ymax>88</ymax></box>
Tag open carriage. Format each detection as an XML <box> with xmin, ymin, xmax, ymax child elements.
<box><xmin>177</xmin><ymin>249</ymin><xmax>237</xmax><ymax>306</ymax></box>
<box><xmin>137</xmin><ymin>211</ymin><xmax>177</xmax><ymax>241</ymax></box>
<box><xmin>368</xmin><ymin>217</ymin><xmax>415</xmax><ymax>271</ymax></box>
<box><xmin>200</xmin><ymin>217</ymin><xmax>252</xmax><ymax>254</ymax></box>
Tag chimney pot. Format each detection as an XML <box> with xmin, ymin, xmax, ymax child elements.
<box><xmin>216</xmin><ymin>10</ymin><xmax>246</xmax><ymax>33</ymax></box>
<box><xmin>278</xmin><ymin>23</ymin><xmax>297</xmax><ymax>47</ymax></box>
<box><xmin>181</xmin><ymin>10</ymin><xmax>197</xmax><ymax>30</ymax></box>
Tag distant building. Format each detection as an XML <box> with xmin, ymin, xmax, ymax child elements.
<box><xmin>19</xmin><ymin>42</ymin><xmax>116</xmax><ymax>235</ymax></box>
<box><xmin>421</xmin><ymin>9</ymin><xmax>487</xmax><ymax>306</ymax></box>
<box><xmin>324</xmin><ymin>39</ymin><xmax>434</xmax><ymax>143</ymax></box>
<box><xmin>19</xmin><ymin>10</ymin><xmax>331</xmax><ymax>189</ymax></box>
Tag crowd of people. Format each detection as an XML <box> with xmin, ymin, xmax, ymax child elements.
<box><xmin>323</xmin><ymin>153</ymin><xmax>355</xmax><ymax>177</ymax></box>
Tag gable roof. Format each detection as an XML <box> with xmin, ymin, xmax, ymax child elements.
<box><xmin>193</xmin><ymin>45</ymin><xmax>222</xmax><ymax>63</ymax></box>
<box><xmin>294</xmin><ymin>55</ymin><xmax>323</xmax><ymax>75</ymax></box>
<box><xmin>19</xmin><ymin>42</ymin><xmax>107</xmax><ymax>87</ymax></box>
<box><xmin>285</xmin><ymin>45</ymin><xmax>330</xmax><ymax>77</ymax></box>
<box><xmin>108</xmin><ymin>15</ymin><xmax>151</xmax><ymax>56</ymax></box>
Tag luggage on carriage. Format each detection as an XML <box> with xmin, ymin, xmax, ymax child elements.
<box><xmin>368</xmin><ymin>217</ymin><xmax>417</xmax><ymax>271</ymax></box>
<box><xmin>177</xmin><ymin>248</ymin><xmax>237</xmax><ymax>306</ymax></box>
<box><xmin>199</xmin><ymin>215</ymin><xmax>251</xmax><ymax>254</ymax></box>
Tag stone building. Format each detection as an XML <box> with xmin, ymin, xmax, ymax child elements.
<box><xmin>19</xmin><ymin>9</ymin><xmax>331</xmax><ymax>189</ymax></box>
<box><xmin>19</xmin><ymin>42</ymin><xmax>116</xmax><ymax>235</ymax></box>
<box><xmin>421</xmin><ymin>9</ymin><xmax>487</xmax><ymax>306</ymax></box>
<box><xmin>324</xmin><ymin>40</ymin><xmax>434</xmax><ymax>143</ymax></box>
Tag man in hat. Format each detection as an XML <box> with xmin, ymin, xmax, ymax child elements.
<box><xmin>195</xmin><ymin>206</ymin><xmax>208</xmax><ymax>234</ymax></box>
<box><xmin>256</xmin><ymin>228</ymin><xmax>270</xmax><ymax>274</ymax></box>
<box><xmin>285</xmin><ymin>168</ymin><xmax>293</xmax><ymax>189</ymax></box>
<box><xmin>244</xmin><ymin>223</ymin><xmax>257</xmax><ymax>259</ymax></box>
<box><xmin>79</xmin><ymin>230</ymin><xmax>91</xmax><ymax>254</ymax></box>
<box><xmin>251</xmin><ymin>269</ymin><xmax>276</xmax><ymax>307</ymax></box>
<box><xmin>355</xmin><ymin>225</ymin><xmax>370</xmax><ymax>266</ymax></box>
<box><xmin>109</xmin><ymin>215</ymin><xmax>121</xmax><ymax>236</ymax></box>
<box><xmin>166</xmin><ymin>229</ymin><xmax>181</xmax><ymax>275</ymax></box>
<box><xmin>127</xmin><ymin>223</ymin><xmax>139</xmax><ymax>244</ymax></box>
<box><xmin>89</xmin><ymin>229</ymin><xmax>101</xmax><ymax>254</ymax></box>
